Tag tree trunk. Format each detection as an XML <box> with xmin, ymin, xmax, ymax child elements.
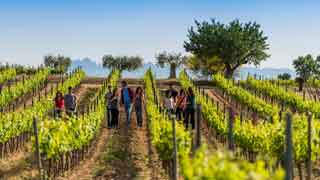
<box><xmin>225</xmin><ymin>67</ymin><xmax>234</xmax><ymax>79</ymax></box>
<box><xmin>169</xmin><ymin>64</ymin><xmax>177</xmax><ymax>79</ymax></box>
<box><xmin>298</xmin><ymin>81</ymin><xmax>304</xmax><ymax>92</ymax></box>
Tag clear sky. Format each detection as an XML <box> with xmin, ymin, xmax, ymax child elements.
<box><xmin>0</xmin><ymin>0</ymin><xmax>319</xmax><ymax>69</ymax></box>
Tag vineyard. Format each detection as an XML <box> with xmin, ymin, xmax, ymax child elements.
<box><xmin>0</xmin><ymin>64</ymin><xmax>318</xmax><ymax>180</ymax></box>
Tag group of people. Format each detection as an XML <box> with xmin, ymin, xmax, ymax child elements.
<box><xmin>54</xmin><ymin>87</ymin><xmax>77</xmax><ymax>118</ymax></box>
<box><xmin>163</xmin><ymin>85</ymin><xmax>196</xmax><ymax>129</ymax></box>
<box><xmin>53</xmin><ymin>82</ymin><xmax>195</xmax><ymax>131</ymax></box>
<box><xmin>105</xmin><ymin>80</ymin><xmax>144</xmax><ymax>129</ymax></box>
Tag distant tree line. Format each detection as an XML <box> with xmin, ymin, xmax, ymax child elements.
<box><xmin>0</xmin><ymin>63</ymin><xmax>38</xmax><ymax>75</ymax></box>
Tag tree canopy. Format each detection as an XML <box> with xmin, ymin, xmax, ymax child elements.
<box><xmin>155</xmin><ymin>51</ymin><xmax>187</xmax><ymax>78</ymax></box>
<box><xmin>102</xmin><ymin>55</ymin><xmax>143</xmax><ymax>72</ymax></box>
<box><xmin>293</xmin><ymin>54</ymin><xmax>316</xmax><ymax>82</ymax></box>
<box><xmin>44</xmin><ymin>54</ymin><xmax>71</xmax><ymax>73</ymax></box>
<box><xmin>292</xmin><ymin>54</ymin><xmax>318</xmax><ymax>91</ymax></box>
<box><xmin>277</xmin><ymin>73</ymin><xmax>291</xmax><ymax>80</ymax></box>
<box><xmin>185</xmin><ymin>55</ymin><xmax>225</xmax><ymax>78</ymax></box>
<box><xmin>184</xmin><ymin>19</ymin><xmax>269</xmax><ymax>78</ymax></box>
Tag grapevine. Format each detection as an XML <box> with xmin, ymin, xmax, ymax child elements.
<box><xmin>145</xmin><ymin>69</ymin><xmax>283</xmax><ymax>179</ymax></box>
<box><xmin>0</xmin><ymin>68</ymin><xmax>50</xmax><ymax>107</ymax></box>
<box><xmin>0</xmin><ymin>69</ymin><xmax>85</xmax><ymax>145</ymax></box>
<box><xmin>0</xmin><ymin>68</ymin><xmax>16</xmax><ymax>84</ymax></box>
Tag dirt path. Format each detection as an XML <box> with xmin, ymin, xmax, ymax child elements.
<box><xmin>0</xmin><ymin>84</ymin><xmax>93</xmax><ymax>180</ymax></box>
<box><xmin>91</xmin><ymin>106</ymin><xmax>164</xmax><ymax>180</ymax></box>
<box><xmin>92</xmin><ymin>104</ymin><xmax>166</xmax><ymax>179</ymax></box>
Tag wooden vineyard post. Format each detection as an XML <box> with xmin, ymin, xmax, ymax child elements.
<box><xmin>33</xmin><ymin>118</ymin><xmax>43</xmax><ymax>179</ymax></box>
<box><xmin>45</xmin><ymin>85</ymin><xmax>47</xmax><ymax>97</ymax></box>
<box><xmin>285</xmin><ymin>113</ymin><xmax>293</xmax><ymax>180</ymax></box>
<box><xmin>216</xmin><ymin>101</ymin><xmax>219</xmax><ymax>111</ymax></box>
<box><xmin>51</xmin><ymin>84</ymin><xmax>54</xmax><ymax>96</ymax></box>
<box><xmin>228</xmin><ymin>108</ymin><xmax>235</xmax><ymax>151</ymax></box>
<box><xmin>279</xmin><ymin>110</ymin><xmax>283</xmax><ymax>122</ymax></box>
<box><xmin>171</xmin><ymin>113</ymin><xmax>178</xmax><ymax>180</ymax></box>
<box><xmin>223</xmin><ymin>103</ymin><xmax>226</xmax><ymax>120</ymax></box>
<box><xmin>307</xmin><ymin>113</ymin><xmax>312</xmax><ymax>180</ymax></box>
<box><xmin>196</xmin><ymin>104</ymin><xmax>202</xmax><ymax>149</ymax></box>
<box><xmin>205</xmin><ymin>93</ymin><xmax>209</xmax><ymax>103</ymax></box>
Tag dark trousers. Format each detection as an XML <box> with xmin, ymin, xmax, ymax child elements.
<box><xmin>135</xmin><ymin>106</ymin><xmax>143</xmax><ymax>127</ymax></box>
<box><xmin>184</xmin><ymin>108</ymin><xmax>195</xmax><ymax>129</ymax></box>
<box><xmin>107</xmin><ymin>108</ymin><xmax>112</xmax><ymax>127</ymax></box>
<box><xmin>111</xmin><ymin>109</ymin><xmax>119</xmax><ymax>127</ymax></box>
<box><xmin>176</xmin><ymin>107</ymin><xmax>184</xmax><ymax>121</ymax></box>
<box><xmin>54</xmin><ymin>108</ymin><xmax>63</xmax><ymax>119</ymax></box>
<box><xmin>66</xmin><ymin>108</ymin><xmax>75</xmax><ymax>117</ymax></box>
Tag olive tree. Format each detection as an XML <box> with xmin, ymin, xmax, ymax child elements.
<box><xmin>155</xmin><ymin>51</ymin><xmax>187</xmax><ymax>79</ymax></box>
<box><xmin>44</xmin><ymin>54</ymin><xmax>71</xmax><ymax>73</ymax></box>
<box><xmin>184</xmin><ymin>19</ymin><xmax>269</xmax><ymax>78</ymax></box>
<box><xmin>293</xmin><ymin>54</ymin><xmax>316</xmax><ymax>91</ymax></box>
<box><xmin>102</xmin><ymin>55</ymin><xmax>143</xmax><ymax>72</ymax></box>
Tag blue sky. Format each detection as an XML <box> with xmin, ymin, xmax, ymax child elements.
<box><xmin>0</xmin><ymin>0</ymin><xmax>319</xmax><ymax>69</ymax></box>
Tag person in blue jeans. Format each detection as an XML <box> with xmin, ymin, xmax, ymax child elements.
<box><xmin>120</xmin><ymin>80</ymin><xmax>134</xmax><ymax>127</ymax></box>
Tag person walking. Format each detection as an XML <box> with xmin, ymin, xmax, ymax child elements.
<box><xmin>134</xmin><ymin>87</ymin><xmax>144</xmax><ymax>127</ymax></box>
<box><xmin>166</xmin><ymin>84</ymin><xmax>178</xmax><ymax>101</ymax></box>
<box><xmin>54</xmin><ymin>91</ymin><xmax>64</xmax><ymax>119</ymax></box>
<box><xmin>110</xmin><ymin>88</ymin><xmax>119</xmax><ymax>128</ymax></box>
<box><xmin>164</xmin><ymin>91</ymin><xmax>175</xmax><ymax>114</ymax></box>
<box><xmin>120</xmin><ymin>80</ymin><xmax>134</xmax><ymax>127</ymax></box>
<box><xmin>105</xmin><ymin>85</ymin><xmax>113</xmax><ymax>128</ymax></box>
<box><xmin>64</xmin><ymin>87</ymin><xmax>77</xmax><ymax>117</ymax></box>
<box><xmin>184</xmin><ymin>87</ymin><xmax>195</xmax><ymax>129</ymax></box>
<box><xmin>176</xmin><ymin>89</ymin><xmax>186</xmax><ymax>121</ymax></box>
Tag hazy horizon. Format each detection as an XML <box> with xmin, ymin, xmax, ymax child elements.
<box><xmin>0</xmin><ymin>0</ymin><xmax>319</xmax><ymax>69</ymax></box>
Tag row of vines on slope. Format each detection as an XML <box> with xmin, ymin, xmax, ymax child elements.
<box><xmin>144</xmin><ymin>69</ymin><xmax>283</xmax><ymax>179</ymax></box>
<box><xmin>212</xmin><ymin>74</ymin><xmax>279</xmax><ymax>122</ymax></box>
<box><xmin>0</xmin><ymin>68</ymin><xmax>85</xmax><ymax>158</ymax></box>
<box><xmin>264</xmin><ymin>78</ymin><xmax>320</xmax><ymax>89</ymax></box>
<box><xmin>0</xmin><ymin>68</ymin><xmax>16</xmax><ymax>84</ymax></box>
<box><xmin>0</xmin><ymin>68</ymin><xmax>50</xmax><ymax>108</ymax></box>
<box><xmin>242</xmin><ymin>76</ymin><xmax>320</xmax><ymax>115</ymax></box>
<box><xmin>35</xmin><ymin>70</ymin><xmax>120</xmax><ymax>178</ymax></box>
<box><xmin>179</xmin><ymin>71</ymin><xmax>320</xmax><ymax>172</ymax></box>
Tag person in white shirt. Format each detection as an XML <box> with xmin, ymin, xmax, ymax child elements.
<box><xmin>164</xmin><ymin>91</ymin><xmax>175</xmax><ymax>114</ymax></box>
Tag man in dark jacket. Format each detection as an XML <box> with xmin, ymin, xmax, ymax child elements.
<box><xmin>120</xmin><ymin>80</ymin><xmax>134</xmax><ymax>127</ymax></box>
<box><xmin>64</xmin><ymin>87</ymin><xmax>77</xmax><ymax>116</ymax></box>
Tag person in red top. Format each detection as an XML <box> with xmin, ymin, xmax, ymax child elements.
<box><xmin>175</xmin><ymin>89</ymin><xmax>186</xmax><ymax>121</ymax></box>
<box><xmin>54</xmin><ymin>91</ymin><xmax>64</xmax><ymax>119</ymax></box>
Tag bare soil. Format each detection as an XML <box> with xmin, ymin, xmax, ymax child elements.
<box><xmin>91</xmin><ymin>88</ymin><xmax>167</xmax><ymax>180</ymax></box>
